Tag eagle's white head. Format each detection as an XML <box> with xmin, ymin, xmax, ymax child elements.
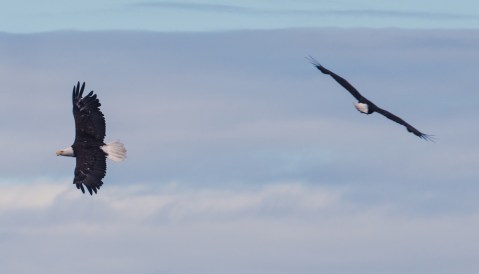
<box><xmin>354</xmin><ymin>102</ymin><xmax>369</xmax><ymax>114</ymax></box>
<box><xmin>56</xmin><ymin>146</ymin><xmax>74</xmax><ymax>157</ymax></box>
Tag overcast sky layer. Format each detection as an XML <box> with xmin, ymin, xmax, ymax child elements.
<box><xmin>1</xmin><ymin>0</ymin><xmax>479</xmax><ymax>32</ymax></box>
<box><xmin>0</xmin><ymin>29</ymin><xmax>479</xmax><ymax>273</ymax></box>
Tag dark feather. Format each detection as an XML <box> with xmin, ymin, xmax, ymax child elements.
<box><xmin>306</xmin><ymin>56</ymin><xmax>363</xmax><ymax>101</ymax></box>
<box><xmin>307</xmin><ymin>57</ymin><xmax>433</xmax><ymax>140</ymax></box>
<box><xmin>71</xmin><ymin>82</ymin><xmax>108</xmax><ymax>194</ymax></box>
<box><xmin>373</xmin><ymin>107</ymin><xmax>434</xmax><ymax>141</ymax></box>
<box><xmin>72</xmin><ymin>145</ymin><xmax>107</xmax><ymax>195</ymax></box>
<box><xmin>72</xmin><ymin>82</ymin><xmax>106</xmax><ymax>143</ymax></box>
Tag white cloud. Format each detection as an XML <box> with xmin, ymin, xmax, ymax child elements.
<box><xmin>1</xmin><ymin>181</ymin><xmax>479</xmax><ymax>274</ymax></box>
<box><xmin>0</xmin><ymin>183</ymin><xmax>68</xmax><ymax>211</ymax></box>
<box><xmin>0</xmin><ymin>181</ymin><xmax>344</xmax><ymax>219</ymax></box>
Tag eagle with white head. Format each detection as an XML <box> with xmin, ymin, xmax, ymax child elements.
<box><xmin>56</xmin><ymin>82</ymin><xmax>126</xmax><ymax>195</ymax></box>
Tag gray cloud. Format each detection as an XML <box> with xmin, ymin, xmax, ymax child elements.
<box><xmin>289</xmin><ymin>9</ymin><xmax>479</xmax><ymax>20</ymax></box>
<box><xmin>130</xmin><ymin>1</ymin><xmax>259</xmax><ymax>13</ymax></box>
<box><xmin>1</xmin><ymin>29</ymin><xmax>479</xmax><ymax>273</ymax></box>
<box><xmin>128</xmin><ymin>1</ymin><xmax>479</xmax><ymax>21</ymax></box>
<box><xmin>1</xmin><ymin>29</ymin><xmax>478</xmax><ymax>185</ymax></box>
<box><xmin>1</xmin><ymin>182</ymin><xmax>479</xmax><ymax>274</ymax></box>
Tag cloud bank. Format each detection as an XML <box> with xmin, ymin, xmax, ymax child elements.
<box><xmin>2</xmin><ymin>182</ymin><xmax>479</xmax><ymax>274</ymax></box>
<box><xmin>130</xmin><ymin>1</ymin><xmax>479</xmax><ymax>21</ymax></box>
<box><xmin>1</xmin><ymin>29</ymin><xmax>479</xmax><ymax>273</ymax></box>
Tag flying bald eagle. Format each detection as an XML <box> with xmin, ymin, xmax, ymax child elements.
<box><xmin>56</xmin><ymin>82</ymin><xmax>127</xmax><ymax>195</ymax></box>
<box><xmin>307</xmin><ymin>56</ymin><xmax>433</xmax><ymax>141</ymax></box>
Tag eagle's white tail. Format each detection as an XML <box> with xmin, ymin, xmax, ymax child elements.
<box><xmin>102</xmin><ymin>140</ymin><xmax>127</xmax><ymax>162</ymax></box>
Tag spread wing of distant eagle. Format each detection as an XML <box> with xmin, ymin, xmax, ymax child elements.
<box><xmin>56</xmin><ymin>82</ymin><xmax>127</xmax><ymax>195</ymax></box>
<box><xmin>307</xmin><ymin>56</ymin><xmax>433</xmax><ymax>141</ymax></box>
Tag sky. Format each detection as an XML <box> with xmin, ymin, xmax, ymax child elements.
<box><xmin>1</xmin><ymin>0</ymin><xmax>479</xmax><ymax>32</ymax></box>
<box><xmin>1</xmin><ymin>1</ymin><xmax>479</xmax><ymax>274</ymax></box>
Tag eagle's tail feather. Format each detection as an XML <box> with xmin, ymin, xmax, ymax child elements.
<box><xmin>102</xmin><ymin>140</ymin><xmax>127</xmax><ymax>162</ymax></box>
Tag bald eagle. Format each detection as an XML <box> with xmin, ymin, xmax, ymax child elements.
<box><xmin>307</xmin><ymin>56</ymin><xmax>433</xmax><ymax>141</ymax></box>
<box><xmin>56</xmin><ymin>82</ymin><xmax>127</xmax><ymax>195</ymax></box>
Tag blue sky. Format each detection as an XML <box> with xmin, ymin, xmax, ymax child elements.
<box><xmin>1</xmin><ymin>0</ymin><xmax>479</xmax><ymax>32</ymax></box>
<box><xmin>1</xmin><ymin>1</ymin><xmax>479</xmax><ymax>274</ymax></box>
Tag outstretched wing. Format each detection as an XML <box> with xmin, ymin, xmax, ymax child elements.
<box><xmin>374</xmin><ymin>107</ymin><xmax>434</xmax><ymax>141</ymax></box>
<box><xmin>73</xmin><ymin>146</ymin><xmax>107</xmax><ymax>195</ymax></box>
<box><xmin>307</xmin><ymin>56</ymin><xmax>363</xmax><ymax>101</ymax></box>
<box><xmin>72</xmin><ymin>82</ymin><xmax>106</xmax><ymax>143</ymax></box>
<box><xmin>71</xmin><ymin>82</ymin><xmax>108</xmax><ymax>194</ymax></box>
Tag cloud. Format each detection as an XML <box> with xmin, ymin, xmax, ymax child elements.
<box><xmin>1</xmin><ymin>29</ymin><xmax>479</xmax><ymax>183</ymax></box>
<box><xmin>1</xmin><ymin>181</ymin><xmax>479</xmax><ymax>274</ymax></box>
<box><xmin>1</xmin><ymin>29</ymin><xmax>479</xmax><ymax>187</ymax></box>
<box><xmin>130</xmin><ymin>1</ymin><xmax>259</xmax><ymax>13</ymax></box>
<box><xmin>0</xmin><ymin>181</ymin><xmax>344</xmax><ymax>219</ymax></box>
<box><xmin>128</xmin><ymin>1</ymin><xmax>479</xmax><ymax>21</ymax></box>
<box><xmin>1</xmin><ymin>29</ymin><xmax>479</xmax><ymax>273</ymax></box>
<box><xmin>288</xmin><ymin>9</ymin><xmax>479</xmax><ymax>21</ymax></box>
